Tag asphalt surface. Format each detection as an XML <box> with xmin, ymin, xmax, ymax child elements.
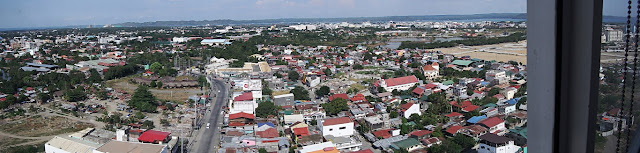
<box><xmin>193</xmin><ymin>77</ymin><xmax>228</xmax><ymax>153</ymax></box>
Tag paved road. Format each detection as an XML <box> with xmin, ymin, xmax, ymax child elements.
<box><xmin>193</xmin><ymin>77</ymin><xmax>228</xmax><ymax>153</ymax></box>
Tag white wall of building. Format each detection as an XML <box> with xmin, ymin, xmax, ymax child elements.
<box><xmin>477</xmin><ymin>141</ymin><xmax>520</xmax><ymax>153</ymax></box>
<box><xmin>321</xmin><ymin>122</ymin><xmax>354</xmax><ymax>137</ymax></box>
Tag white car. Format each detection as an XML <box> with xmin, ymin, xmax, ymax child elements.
<box><xmin>206</xmin><ymin>123</ymin><xmax>210</xmax><ymax>129</ymax></box>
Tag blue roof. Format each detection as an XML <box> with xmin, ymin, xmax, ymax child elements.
<box><xmin>467</xmin><ymin>115</ymin><xmax>487</xmax><ymax>124</ymax></box>
<box><xmin>506</xmin><ymin>98</ymin><xmax>521</xmax><ymax>105</ymax></box>
<box><xmin>480</xmin><ymin>81</ymin><xmax>490</xmax><ymax>86</ymax></box>
<box><xmin>201</xmin><ymin>39</ymin><xmax>227</xmax><ymax>43</ymax></box>
<box><xmin>257</xmin><ymin>122</ymin><xmax>275</xmax><ymax>128</ymax></box>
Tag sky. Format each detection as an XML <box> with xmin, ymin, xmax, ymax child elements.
<box><xmin>0</xmin><ymin>0</ymin><xmax>624</xmax><ymax>28</ymax></box>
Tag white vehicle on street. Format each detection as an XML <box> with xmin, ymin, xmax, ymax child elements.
<box><xmin>206</xmin><ymin>123</ymin><xmax>210</xmax><ymax>129</ymax></box>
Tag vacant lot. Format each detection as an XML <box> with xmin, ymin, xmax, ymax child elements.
<box><xmin>434</xmin><ymin>41</ymin><xmax>528</xmax><ymax>64</ymax></box>
<box><xmin>106</xmin><ymin>77</ymin><xmax>205</xmax><ymax>102</ymax></box>
<box><xmin>0</xmin><ymin>116</ymin><xmax>93</xmax><ymax>137</ymax></box>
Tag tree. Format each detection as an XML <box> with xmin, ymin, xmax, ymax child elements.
<box><xmin>310</xmin><ymin>119</ymin><xmax>317</xmax><ymax>126</ymax></box>
<box><xmin>390</xmin><ymin>111</ymin><xmax>399</xmax><ymax>118</ymax></box>
<box><xmin>87</xmin><ymin>69</ymin><xmax>102</xmax><ymax>83</ymax></box>
<box><xmin>323</xmin><ymin>68</ymin><xmax>332</xmax><ymax>76</ymax></box>
<box><xmin>149</xmin><ymin>62</ymin><xmax>163</xmax><ymax>73</ymax></box>
<box><xmin>431</xmin><ymin>126</ymin><xmax>444</xmax><ymax>137</ymax></box>
<box><xmin>65</xmin><ymin>88</ymin><xmax>87</xmax><ymax>102</ymax></box>
<box><xmin>321</xmin><ymin>98</ymin><xmax>349</xmax><ymax>116</ymax></box>
<box><xmin>488</xmin><ymin>88</ymin><xmax>500</xmax><ymax>97</ymax></box>
<box><xmin>128</xmin><ymin>85</ymin><xmax>157</xmax><ymax>113</ymax></box>
<box><xmin>288</xmin><ymin>70</ymin><xmax>300</xmax><ymax>81</ymax></box>
<box><xmin>142</xmin><ymin>120</ymin><xmax>155</xmax><ymax>129</ymax></box>
<box><xmin>290</xmin><ymin>86</ymin><xmax>310</xmax><ymax>100</ymax></box>
<box><xmin>315</xmin><ymin>86</ymin><xmax>330</xmax><ymax>97</ymax></box>
<box><xmin>353</xmin><ymin>64</ymin><xmax>364</xmax><ymax>70</ymax></box>
<box><xmin>256</xmin><ymin>101</ymin><xmax>279</xmax><ymax>118</ymax></box>
<box><xmin>156</xmin><ymin>81</ymin><xmax>163</xmax><ymax>88</ymax></box>
<box><xmin>37</xmin><ymin>92</ymin><xmax>51</xmax><ymax>103</ymax></box>
<box><xmin>452</xmin><ymin>134</ymin><xmax>476</xmax><ymax>149</ymax></box>
<box><xmin>150</xmin><ymin>80</ymin><xmax>157</xmax><ymax>87</ymax></box>
<box><xmin>259</xmin><ymin>148</ymin><xmax>268</xmax><ymax>153</ymax></box>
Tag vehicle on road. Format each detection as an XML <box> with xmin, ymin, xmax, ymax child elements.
<box><xmin>206</xmin><ymin>123</ymin><xmax>210</xmax><ymax>129</ymax></box>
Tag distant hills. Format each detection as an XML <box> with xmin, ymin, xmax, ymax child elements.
<box><xmin>114</xmin><ymin>13</ymin><xmax>528</xmax><ymax>27</ymax></box>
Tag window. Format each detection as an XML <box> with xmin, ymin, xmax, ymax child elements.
<box><xmin>339</xmin><ymin>127</ymin><xmax>346</xmax><ymax>130</ymax></box>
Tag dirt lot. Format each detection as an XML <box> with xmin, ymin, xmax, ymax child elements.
<box><xmin>106</xmin><ymin>77</ymin><xmax>205</xmax><ymax>102</ymax></box>
<box><xmin>0</xmin><ymin>115</ymin><xmax>93</xmax><ymax>137</ymax></box>
<box><xmin>433</xmin><ymin>41</ymin><xmax>528</xmax><ymax>64</ymax></box>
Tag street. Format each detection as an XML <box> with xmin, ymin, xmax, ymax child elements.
<box><xmin>192</xmin><ymin>77</ymin><xmax>228</xmax><ymax>153</ymax></box>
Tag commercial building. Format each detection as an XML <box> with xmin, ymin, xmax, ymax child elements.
<box><xmin>378</xmin><ymin>75</ymin><xmax>420</xmax><ymax>91</ymax></box>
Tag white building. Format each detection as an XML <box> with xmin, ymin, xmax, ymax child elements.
<box><xmin>306</xmin><ymin>76</ymin><xmax>321</xmax><ymax>87</ymax></box>
<box><xmin>171</xmin><ymin>37</ymin><xmax>190</xmax><ymax>43</ymax></box>
<box><xmin>299</xmin><ymin>142</ymin><xmax>338</xmax><ymax>153</ymax></box>
<box><xmin>45</xmin><ymin>136</ymin><xmax>102</xmax><ymax>153</ymax></box>
<box><xmin>477</xmin><ymin>134</ymin><xmax>521</xmax><ymax>153</ymax></box>
<box><xmin>379</xmin><ymin>75</ymin><xmax>420</xmax><ymax>92</ymax></box>
<box><xmin>500</xmin><ymin>87</ymin><xmax>518</xmax><ymax>100</ymax></box>
<box><xmin>320</xmin><ymin>117</ymin><xmax>354</xmax><ymax>137</ymax></box>
<box><xmin>200</xmin><ymin>39</ymin><xmax>231</xmax><ymax>46</ymax></box>
<box><xmin>399</xmin><ymin>102</ymin><xmax>421</xmax><ymax>119</ymax></box>
<box><xmin>486</xmin><ymin>70</ymin><xmax>507</xmax><ymax>82</ymax></box>
<box><xmin>229</xmin><ymin>92</ymin><xmax>257</xmax><ymax>114</ymax></box>
<box><xmin>422</xmin><ymin>63</ymin><xmax>440</xmax><ymax>80</ymax></box>
<box><xmin>94</xmin><ymin>140</ymin><xmax>168</xmax><ymax>153</ymax></box>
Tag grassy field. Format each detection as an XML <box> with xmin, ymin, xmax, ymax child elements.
<box><xmin>434</xmin><ymin>40</ymin><xmax>527</xmax><ymax>64</ymax></box>
<box><xmin>106</xmin><ymin>77</ymin><xmax>205</xmax><ymax>102</ymax></box>
<box><xmin>0</xmin><ymin>116</ymin><xmax>93</xmax><ymax>137</ymax></box>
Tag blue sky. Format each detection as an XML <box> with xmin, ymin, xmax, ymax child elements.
<box><xmin>0</xmin><ymin>0</ymin><xmax>624</xmax><ymax>28</ymax></box>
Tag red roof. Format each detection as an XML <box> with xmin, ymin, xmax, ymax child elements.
<box><xmin>329</xmin><ymin>94</ymin><xmax>349</xmax><ymax>101</ymax></box>
<box><xmin>422</xmin><ymin>65</ymin><xmax>436</xmax><ymax>71</ymax></box>
<box><xmin>322</xmin><ymin>117</ymin><xmax>352</xmax><ymax>126</ymax></box>
<box><xmin>351</xmin><ymin>149</ymin><xmax>374</xmax><ymax>153</ymax></box>
<box><xmin>409</xmin><ymin>130</ymin><xmax>433</xmax><ymax>137</ymax></box>
<box><xmin>400</xmin><ymin>103</ymin><xmax>414</xmax><ymax>110</ymax></box>
<box><xmin>449</xmin><ymin>101</ymin><xmax>472</xmax><ymax>108</ymax></box>
<box><xmin>228</xmin><ymin>122</ymin><xmax>246</xmax><ymax>126</ymax></box>
<box><xmin>422</xmin><ymin>137</ymin><xmax>441</xmax><ymax>145</ymax></box>
<box><xmin>229</xmin><ymin>112</ymin><xmax>255</xmax><ymax>120</ymax></box>
<box><xmin>412</xmin><ymin>87</ymin><xmax>425</xmax><ymax>95</ymax></box>
<box><xmin>424</xmin><ymin>83</ymin><xmax>438</xmax><ymax>89</ymax></box>
<box><xmin>350</xmin><ymin>94</ymin><xmax>365</xmax><ymax>102</ymax></box>
<box><xmin>445</xmin><ymin>112</ymin><xmax>464</xmax><ymax>118</ymax></box>
<box><xmin>384</xmin><ymin>75</ymin><xmax>419</xmax><ymax>87</ymax></box>
<box><xmin>446</xmin><ymin>126</ymin><xmax>463</xmax><ymax>135</ymax></box>
<box><xmin>234</xmin><ymin>92</ymin><xmax>253</xmax><ymax>101</ymax></box>
<box><xmin>292</xmin><ymin>127</ymin><xmax>309</xmax><ymax>136</ymax></box>
<box><xmin>256</xmin><ymin>128</ymin><xmax>279</xmax><ymax>138</ymax></box>
<box><xmin>372</xmin><ymin>129</ymin><xmax>394</xmax><ymax>139</ymax></box>
<box><xmin>479</xmin><ymin>117</ymin><xmax>504</xmax><ymax>128</ymax></box>
<box><xmin>462</xmin><ymin>105</ymin><xmax>479</xmax><ymax>112</ymax></box>
<box><xmin>138</xmin><ymin>130</ymin><xmax>171</xmax><ymax>143</ymax></box>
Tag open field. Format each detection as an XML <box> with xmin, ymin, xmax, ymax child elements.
<box><xmin>0</xmin><ymin>115</ymin><xmax>93</xmax><ymax>137</ymax></box>
<box><xmin>106</xmin><ymin>77</ymin><xmax>205</xmax><ymax>102</ymax></box>
<box><xmin>433</xmin><ymin>40</ymin><xmax>528</xmax><ymax>64</ymax></box>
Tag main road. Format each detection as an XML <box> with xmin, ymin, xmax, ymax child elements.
<box><xmin>192</xmin><ymin>76</ymin><xmax>228</xmax><ymax>153</ymax></box>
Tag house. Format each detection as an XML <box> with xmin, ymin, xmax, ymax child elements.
<box><xmin>299</xmin><ymin>142</ymin><xmax>339</xmax><ymax>153</ymax></box>
<box><xmin>329</xmin><ymin>93</ymin><xmax>349</xmax><ymax>101</ymax></box>
<box><xmin>320</xmin><ymin>117</ymin><xmax>354</xmax><ymax>137</ymax></box>
<box><xmin>460</xmin><ymin>125</ymin><xmax>489</xmax><ymax>138</ymax></box>
<box><xmin>479</xmin><ymin>117</ymin><xmax>507</xmax><ymax>135</ymax></box>
<box><xmin>229</xmin><ymin>112</ymin><xmax>255</xmax><ymax>126</ymax></box>
<box><xmin>94</xmin><ymin>140</ymin><xmax>168</xmax><ymax>153</ymax></box>
<box><xmin>378</xmin><ymin>75</ymin><xmax>420</xmax><ymax>91</ymax></box>
<box><xmin>446</xmin><ymin>125</ymin><xmax>463</xmax><ymax>136</ymax></box>
<box><xmin>229</xmin><ymin>92</ymin><xmax>257</xmax><ymax>114</ymax></box>
<box><xmin>421</xmin><ymin>137</ymin><xmax>442</xmax><ymax>148</ymax></box>
<box><xmin>422</xmin><ymin>64</ymin><xmax>439</xmax><ymax>80</ymax></box>
<box><xmin>409</xmin><ymin>130</ymin><xmax>433</xmax><ymax>139</ymax></box>
<box><xmin>477</xmin><ymin>133</ymin><xmax>521</xmax><ymax>153</ymax></box>
<box><xmin>392</xmin><ymin>138</ymin><xmax>424</xmax><ymax>152</ymax></box>
<box><xmin>256</xmin><ymin>128</ymin><xmax>279</xmax><ymax>138</ymax></box>
<box><xmin>324</xmin><ymin>135</ymin><xmax>363</xmax><ymax>152</ymax></box>
<box><xmin>450</xmin><ymin>101</ymin><xmax>479</xmax><ymax>112</ymax></box>
<box><xmin>138</xmin><ymin>130</ymin><xmax>171</xmax><ymax>144</ymax></box>
<box><xmin>486</xmin><ymin>70</ymin><xmax>507</xmax><ymax>82</ymax></box>
<box><xmin>399</xmin><ymin>102</ymin><xmax>421</xmax><ymax>119</ymax></box>
<box><xmin>274</xmin><ymin>93</ymin><xmax>295</xmax><ymax>106</ymax></box>
<box><xmin>450</xmin><ymin>60</ymin><xmax>474</xmax><ymax>68</ymax></box>
<box><xmin>364</xmin><ymin>114</ymin><xmax>390</xmax><ymax>130</ymax></box>
<box><xmin>500</xmin><ymin>87</ymin><xmax>518</xmax><ymax>100</ymax></box>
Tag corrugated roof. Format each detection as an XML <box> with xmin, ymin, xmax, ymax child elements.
<box><xmin>138</xmin><ymin>130</ymin><xmax>170</xmax><ymax>143</ymax></box>
<box><xmin>479</xmin><ymin>117</ymin><xmax>504</xmax><ymax>128</ymax></box>
<box><xmin>451</xmin><ymin>60</ymin><xmax>473</xmax><ymax>66</ymax></box>
<box><xmin>393</xmin><ymin>138</ymin><xmax>421</xmax><ymax>149</ymax></box>
<box><xmin>96</xmin><ymin>140</ymin><xmax>166</xmax><ymax>153</ymax></box>
<box><xmin>322</xmin><ymin>117</ymin><xmax>351</xmax><ymax>126</ymax></box>
<box><xmin>45</xmin><ymin>136</ymin><xmax>102</xmax><ymax>153</ymax></box>
<box><xmin>384</xmin><ymin>75</ymin><xmax>419</xmax><ymax>87</ymax></box>
<box><xmin>479</xmin><ymin>133</ymin><xmax>513</xmax><ymax>144</ymax></box>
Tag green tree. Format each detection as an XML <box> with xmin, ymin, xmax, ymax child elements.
<box><xmin>256</xmin><ymin>101</ymin><xmax>279</xmax><ymax>118</ymax></box>
<box><xmin>87</xmin><ymin>69</ymin><xmax>102</xmax><ymax>83</ymax></box>
<box><xmin>323</xmin><ymin>68</ymin><xmax>332</xmax><ymax>76</ymax></box>
<box><xmin>353</xmin><ymin>64</ymin><xmax>364</xmax><ymax>70</ymax></box>
<box><xmin>149</xmin><ymin>62</ymin><xmax>163</xmax><ymax>73</ymax></box>
<box><xmin>315</xmin><ymin>86</ymin><xmax>330</xmax><ymax>97</ymax></box>
<box><xmin>321</xmin><ymin>98</ymin><xmax>349</xmax><ymax>116</ymax></box>
<box><xmin>65</xmin><ymin>88</ymin><xmax>87</xmax><ymax>102</ymax></box>
<box><xmin>150</xmin><ymin>80</ymin><xmax>157</xmax><ymax>87</ymax></box>
<box><xmin>156</xmin><ymin>81</ymin><xmax>163</xmax><ymax>88</ymax></box>
<box><xmin>259</xmin><ymin>148</ymin><xmax>268</xmax><ymax>153</ymax></box>
<box><xmin>288</xmin><ymin>70</ymin><xmax>300</xmax><ymax>81</ymax></box>
<box><xmin>142</xmin><ymin>120</ymin><xmax>155</xmax><ymax>129</ymax></box>
<box><xmin>290</xmin><ymin>86</ymin><xmax>310</xmax><ymax>100</ymax></box>
<box><xmin>452</xmin><ymin>134</ymin><xmax>476</xmax><ymax>149</ymax></box>
<box><xmin>488</xmin><ymin>88</ymin><xmax>500</xmax><ymax>97</ymax></box>
<box><xmin>432</xmin><ymin>126</ymin><xmax>444</xmax><ymax>137</ymax></box>
<box><xmin>128</xmin><ymin>85</ymin><xmax>157</xmax><ymax>112</ymax></box>
<box><xmin>390</xmin><ymin>111</ymin><xmax>399</xmax><ymax>118</ymax></box>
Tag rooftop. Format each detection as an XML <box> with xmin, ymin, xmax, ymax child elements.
<box><xmin>96</xmin><ymin>140</ymin><xmax>166</xmax><ymax>153</ymax></box>
<box><xmin>384</xmin><ymin>75</ymin><xmax>419</xmax><ymax>87</ymax></box>
<box><xmin>322</xmin><ymin>117</ymin><xmax>351</xmax><ymax>126</ymax></box>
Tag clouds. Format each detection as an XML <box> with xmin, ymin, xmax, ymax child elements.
<box><xmin>0</xmin><ymin>0</ymin><xmax>530</xmax><ymax>28</ymax></box>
